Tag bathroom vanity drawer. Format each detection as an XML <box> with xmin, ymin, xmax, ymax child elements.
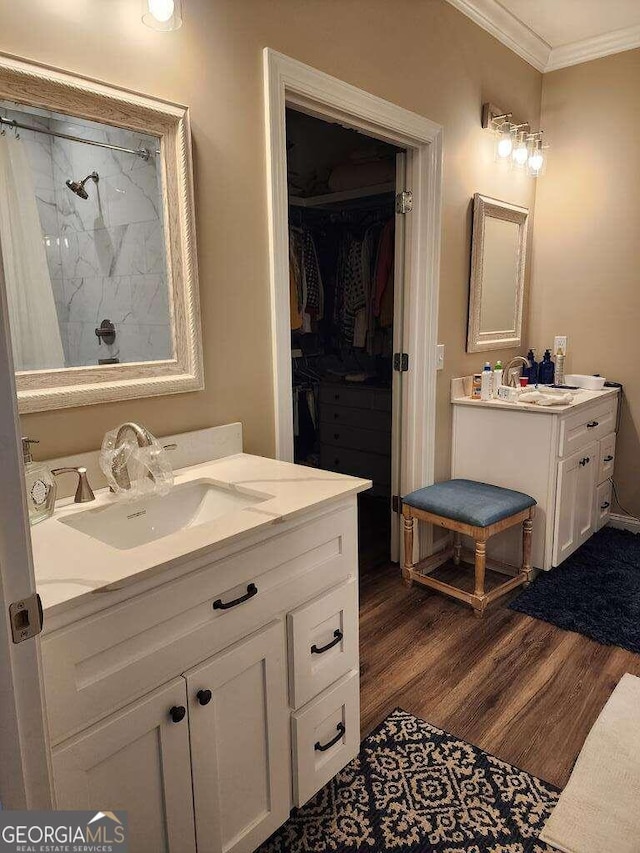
<box><xmin>595</xmin><ymin>480</ymin><xmax>612</xmax><ymax>532</ymax></box>
<box><xmin>559</xmin><ymin>398</ymin><xmax>617</xmax><ymax>458</ymax></box>
<box><xmin>598</xmin><ymin>433</ymin><xmax>616</xmax><ymax>483</ymax></box>
<box><xmin>287</xmin><ymin>579</ymin><xmax>358</xmax><ymax>709</ymax></box>
<box><xmin>291</xmin><ymin>669</ymin><xmax>360</xmax><ymax>807</ymax></box>
<box><xmin>42</xmin><ymin>505</ymin><xmax>357</xmax><ymax>745</ymax></box>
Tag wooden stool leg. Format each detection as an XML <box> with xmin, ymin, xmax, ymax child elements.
<box><xmin>402</xmin><ymin>513</ymin><xmax>415</xmax><ymax>587</ymax></box>
<box><xmin>522</xmin><ymin>513</ymin><xmax>533</xmax><ymax>584</ymax></box>
<box><xmin>453</xmin><ymin>532</ymin><xmax>462</xmax><ymax>566</ymax></box>
<box><xmin>473</xmin><ymin>539</ymin><xmax>486</xmax><ymax>618</ymax></box>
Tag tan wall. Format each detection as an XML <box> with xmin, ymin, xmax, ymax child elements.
<box><xmin>531</xmin><ymin>49</ymin><xmax>640</xmax><ymax>515</ymax></box>
<box><xmin>3</xmin><ymin>0</ymin><xmax>541</xmax><ymax>480</ymax></box>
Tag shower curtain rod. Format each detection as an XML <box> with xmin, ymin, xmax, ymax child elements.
<box><xmin>0</xmin><ymin>115</ymin><xmax>157</xmax><ymax>160</ymax></box>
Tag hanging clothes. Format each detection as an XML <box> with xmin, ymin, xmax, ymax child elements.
<box><xmin>289</xmin><ymin>226</ymin><xmax>324</xmax><ymax>332</ymax></box>
<box><xmin>373</xmin><ymin>218</ymin><xmax>395</xmax><ymax>318</ymax></box>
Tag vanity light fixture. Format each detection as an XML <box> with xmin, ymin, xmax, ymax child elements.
<box><xmin>142</xmin><ymin>0</ymin><xmax>183</xmax><ymax>31</ymax></box>
<box><xmin>482</xmin><ymin>103</ymin><xmax>547</xmax><ymax>177</ymax></box>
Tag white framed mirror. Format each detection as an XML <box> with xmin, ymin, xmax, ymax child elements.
<box><xmin>466</xmin><ymin>193</ymin><xmax>529</xmax><ymax>353</ymax></box>
<box><xmin>0</xmin><ymin>54</ymin><xmax>203</xmax><ymax>413</ymax></box>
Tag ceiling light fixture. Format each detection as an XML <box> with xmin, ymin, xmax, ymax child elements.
<box><xmin>142</xmin><ymin>0</ymin><xmax>183</xmax><ymax>31</ymax></box>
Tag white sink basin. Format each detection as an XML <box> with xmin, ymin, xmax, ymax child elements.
<box><xmin>59</xmin><ymin>479</ymin><xmax>271</xmax><ymax>550</ymax></box>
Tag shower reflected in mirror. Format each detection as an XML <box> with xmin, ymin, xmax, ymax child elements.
<box><xmin>65</xmin><ymin>171</ymin><xmax>99</xmax><ymax>200</ymax></box>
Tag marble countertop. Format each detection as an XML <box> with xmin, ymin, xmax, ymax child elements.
<box><xmin>451</xmin><ymin>377</ymin><xmax>619</xmax><ymax>414</ymax></box>
<box><xmin>32</xmin><ymin>453</ymin><xmax>371</xmax><ymax>617</ymax></box>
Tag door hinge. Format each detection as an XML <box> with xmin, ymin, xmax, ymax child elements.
<box><xmin>393</xmin><ymin>352</ymin><xmax>409</xmax><ymax>372</ymax></box>
<box><xmin>392</xmin><ymin>495</ymin><xmax>402</xmax><ymax>514</ymax></box>
<box><xmin>9</xmin><ymin>593</ymin><xmax>43</xmax><ymax>644</ymax></box>
<box><xmin>395</xmin><ymin>190</ymin><xmax>413</xmax><ymax>214</ymax></box>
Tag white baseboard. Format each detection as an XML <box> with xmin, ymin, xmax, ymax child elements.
<box><xmin>608</xmin><ymin>513</ymin><xmax>640</xmax><ymax>534</ymax></box>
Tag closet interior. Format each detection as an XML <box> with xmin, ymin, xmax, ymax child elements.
<box><xmin>287</xmin><ymin>108</ymin><xmax>403</xmax><ymax>570</ymax></box>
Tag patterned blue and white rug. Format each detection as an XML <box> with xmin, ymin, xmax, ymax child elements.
<box><xmin>258</xmin><ymin>709</ymin><xmax>559</xmax><ymax>852</ymax></box>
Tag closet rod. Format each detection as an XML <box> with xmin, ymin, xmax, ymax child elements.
<box><xmin>289</xmin><ymin>182</ymin><xmax>395</xmax><ymax>209</ymax></box>
<box><xmin>0</xmin><ymin>115</ymin><xmax>158</xmax><ymax>160</ymax></box>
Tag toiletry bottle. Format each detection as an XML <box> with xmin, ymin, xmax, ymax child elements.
<box><xmin>22</xmin><ymin>437</ymin><xmax>56</xmax><ymax>525</ymax></box>
<box><xmin>556</xmin><ymin>347</ymin><xmax>565</xmax><ymax>386</ymax></box>
<box><xmin>480</xmin><ymin>362</ymin><xmax>492</xmax><ymax>401</ymax></box>
<box><xmin>539</xmin><ymin>349</ymin><xmax>555</xmax><ymax>385</ymax></box>
<box><xmin>493</xmin><ymin>360</ymin><xmax>503</xmax><ymax>397</ymax></box>
<box><xmin>526</xmin><ymin>348</ymin><xmax>538</xmax><ymax>386</ymax></box>
<box><xmin>471</xmin><ymin>373</ymin><xmax>482</xmax><ymax>399</ymax></box>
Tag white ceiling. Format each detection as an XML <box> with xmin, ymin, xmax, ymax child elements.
<box><xmin>445</xmin><ymin>0</ymin><xmax>640</xmax><ymax>72</ymax></box>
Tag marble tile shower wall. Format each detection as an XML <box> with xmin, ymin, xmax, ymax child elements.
<box><xmin>11</xmin><ymin>108</ymin><xmax>172</xmax><ymax>367</ymax></box>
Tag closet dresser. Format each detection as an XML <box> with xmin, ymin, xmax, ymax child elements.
<box><xmin>319</xmin><ymin>380</ymin><xmax>391</xmax><ymax>496</ymax></box>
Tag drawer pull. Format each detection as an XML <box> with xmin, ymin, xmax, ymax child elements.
<box><xmin>604</xmin><ymin>455</ymin><xmax>614</xmax><ymax>462</ymax></box>
<box><xmin>333</xmin><ymin>433</ymin><xmax>340</xmax><ymax>440</ymax></box>
<box><xmin>314</xmin><ymin>722</ymin><xmax>345</xmax><ymax>752</ymax></box>
<box><xmin>213</xmin><ymin>583</ymin><xmax>258</xmax><ymax>611</ymax></box>
<box><xmin>587</xmin><ymin>421</ymin><xmax>599</xmax><ymax>428</ymax></box>
<box><xmin>579</xmin><ymin>457</ymin><xmax>591</xmax><ymax>466</ymax></box>
<box><xmin>169</xmin><ymin>705</ymin><xmax>186</xmax><ymax>724</ymax></box>
<box><xmin>311</xmin><ymin>629</ymin><xmax>343</xmax><ymax>655</ymax></box>
<box><xmin>601</xmin><ymin>501</ymin><xmax>611</xmax><ymax>510</ymax></box>
<box><xmin>196</xmin><ymin>689</ymin><xmax>212</xmax><ymax>706</ymax></box>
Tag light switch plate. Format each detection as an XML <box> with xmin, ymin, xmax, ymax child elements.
<box><xmin>436</xmin><ymin>344</ymin><xmax>445</xmax><ymax>370</ymax></box>
<box><xmin>554</xmin><ymin>335</ymin><xmax>567</xmax><ymax>355</ymax></box>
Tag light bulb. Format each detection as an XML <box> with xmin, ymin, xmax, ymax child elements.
<box><xmin>148</xmin><ymin>0</ymin><xmax>174</xmax><ymax>21</ymax></box>
<box><xmin>497</xmin><ymin>135</ymin><xmax>513</xmax><ymax>159</ymax></box>
<box><xmin>512</xmin><ymin>132</ymin><xmax>529</xmax><ymax>167</ymax></box>
<box><xmin>528</xmin><ymin>151</ymin><xmax>544</xmax><ymax>173</ymax></box>
<box><xmin>142</xmin><ymin>0</ymin><xmax>182</xmax><ymax>30</ymax></box>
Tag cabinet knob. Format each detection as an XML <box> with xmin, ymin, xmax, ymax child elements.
<box><xmin>196</xmin><ymin>689</ymin><xmax>212</xmax><ymax>706</ymax></box>
<box><xmin>169</xmin><ymin>705</ymin><xmax>186</xmax><ymax>723</ymax></box>
<box><xmin>601</xmin><ymin>501</ymin><xmax>611</xmax><ymax>510</ymax></box>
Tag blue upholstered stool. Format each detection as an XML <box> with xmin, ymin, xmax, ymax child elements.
<box><xmin>402</xmin><ymin>479</ymin><xmax>536</xmax><ymax>617</ymax></box>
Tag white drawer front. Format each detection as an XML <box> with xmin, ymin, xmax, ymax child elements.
<box><xmin>559</xmin><ymin>399</ymin><xmax>617</xmax><ymax>458</ymax></box>
<box><xmin>595</xmin><ymin>481</ymin><xmax>612</xmax><ymax>532</ymax></box>
<box><xmin>598</xmin><ymin>433</ymin><xmax>616</xmax><ymax>484</ymax></box>
<box><xmin>288</xmin><ymin>580</ymin><xmax>358</xmax><ymax>709</ymax></box>
<box><xmin>292</xmin><ymin>669</ymin><xmax>360</xmax><ymax>807</ymax></box>
<box><xmin>43</xmin><ymin>506</ymin><xmax>357</xmax><ymax>745</ymax></box>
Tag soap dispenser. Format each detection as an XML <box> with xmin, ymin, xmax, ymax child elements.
<box><xmin>22</xmin><ymin>437</ymin><xmax>56</xmax><ymax>525</ymax></box>
<box><xmin>538</xmin><ymin>349</ymin><xmax>555</xmax><ymax>385</ymax></box>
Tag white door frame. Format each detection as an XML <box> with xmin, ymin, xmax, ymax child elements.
<box><xmin>264</xmin><ymin>48</ymin><xmax>443</xmax><ymax>512</ymax></box>
<box><xmin>0</xmin><ymin>256</ymin><xmax>53</xmax><ymax>807</ymax></box>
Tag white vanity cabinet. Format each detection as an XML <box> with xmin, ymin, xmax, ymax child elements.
<box><xmin>452</xmin><ymin>389</ymin><xmax>619</xmax><ymax>570</ymax></box>
<box><xmin>43</xmin><ymin>500</ymin><xmax>361</xmax><ymax>853</ymax></box>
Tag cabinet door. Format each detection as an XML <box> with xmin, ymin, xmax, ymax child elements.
<box><xmin>185</xmin><ymin>621</ymin><xmax>290</xmax><ymax>853</ymax></box>
<box><xmin>553</xmin><ymin>442</ymin><xmax>598</xmax><ymax>566</ymax></box>
<box><xmin>52</xmin><ymin>678</ymin><xmax>196</xmax><ymax>853</ymax></box>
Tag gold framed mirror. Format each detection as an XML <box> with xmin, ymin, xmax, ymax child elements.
<box><xmin>466</xmin><ymin>193</ymin><xmax>529</xmax><ymax>354</ymax></box>
<box><xmin>0</xmin><ymin>53</ymin><xmax>203</xmax><ymax>413</ymax></box>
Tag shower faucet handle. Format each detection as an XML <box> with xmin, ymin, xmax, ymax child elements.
<box><xmin>95</xmin><ymin>319</ymin><xmax>116</xmax><ymax>346</ymax></box>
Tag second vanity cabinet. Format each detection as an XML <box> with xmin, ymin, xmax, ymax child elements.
<box><xmin>43</xmin><ymin>500</ymin><xmax>361</xmax><ymax>853</ymax></box>
<box><xmin>452</xmin><ymin>389</ymin><xmax>619</xmax><ymax>570</ymax></box>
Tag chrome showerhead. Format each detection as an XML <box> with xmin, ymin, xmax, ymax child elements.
<box><xmin>65</xmin><ymin>171</ymin><xmax>99</xmax><ymax>199</ymax></box>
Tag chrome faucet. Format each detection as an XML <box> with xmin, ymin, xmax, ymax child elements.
<box><xmin>502</xmin><ymin>356</ymin><xmax>531</xmax><ymax>388</ymax></box>
<box><xmin>110</xmin><ymin>422</ymin><xmax>154</xmax><ymax>491</ymax></box>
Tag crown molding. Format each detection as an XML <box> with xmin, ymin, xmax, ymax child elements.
<box><xmin>546</xmin><ymin>24</ymin><xmax>640</xmax><ymax>71</ymax></box>
<box><xmin>445</xmin><ymin>0</ymin><xmax>551</xmax><ymax>71</ymax></box>
<box><xmin>445</xmin><ymin>0</ymin><xmax>640</xmax><ymax>73</ymax></box>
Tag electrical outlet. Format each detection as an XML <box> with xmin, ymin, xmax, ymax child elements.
<box><xmin>436</xmin><ymin>344</ymin><xmax>445</xmax><ymax>370</ymax></box>
<box><xmin>554</xmin><ymin>335</ymin><xmax>567</xmax><ymax>355</ymax></box>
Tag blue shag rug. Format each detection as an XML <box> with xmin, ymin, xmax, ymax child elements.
<box><xmin>258</xmin><ymin>708</ymin><xmax>559</xmax><ymax>852</ymax></box>
<box><xmin>510</xmin><ymin>526</ymin><xmax>640</xmax><ymax>654</ymax></box>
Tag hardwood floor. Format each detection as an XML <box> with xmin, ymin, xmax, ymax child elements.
<box><xmin>359</xmin><ymin>560</ymin><xmax>640</xmax><ymax>788</ymax></box>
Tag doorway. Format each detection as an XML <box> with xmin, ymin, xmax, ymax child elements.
<box><xmin>286</xmin><ymin>109</ymin><xmax>404</xmax><ymax>570</ymax></box>
<box><xmin>264</xmin><ymin>49</ymin><xmax>443</xmax><ymax>565</ymax></box>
